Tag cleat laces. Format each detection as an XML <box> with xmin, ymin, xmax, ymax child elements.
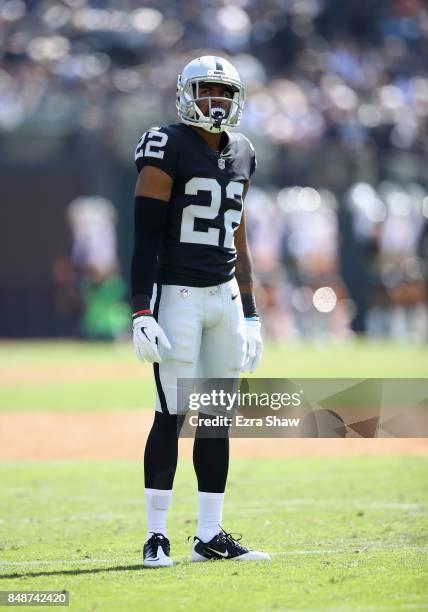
<box><xmin>216</xmin><ymin>526</ymin><xmax>249</xmax><ymax>555</ymax></box>
<box><xmin>145</xmin><ymin>532</ymin><xmax>170</xmax><ymax>559</ymax></box>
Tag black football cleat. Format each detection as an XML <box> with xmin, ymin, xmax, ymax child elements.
<box><xmin>143</xmin><ymin>533</ymin><xmax>173</xmax><ymax>567</ymax></box>
<box><xmin>191</xmin><ymin>527</ymin><xmax>270</xmax><ymax>562</ymax></box>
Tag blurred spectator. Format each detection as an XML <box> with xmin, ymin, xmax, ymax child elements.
<box><xmin>53</xmin><ymin>196</ymin><xmax>130</xmax><ymax>339</ymax></box>
<box><xmin>347</xmin><ymin>181</ymin><xmax>427</xmax><ymax>341</ymax></box>
<box><xmin>1</xmin><ymin>0</ymin><xmax>428</xmax><ymax>340</ymax></box>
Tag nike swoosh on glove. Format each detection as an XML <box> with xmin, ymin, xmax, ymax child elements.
<box><xmin>132</xmin><ymin>315</ymin><xmax>171</xmax><ymax>364</ymax></box>
<box><xmin>241</xmin><ymin>318</ymin><xmax>263</xmax><ymax>374</ymax></box>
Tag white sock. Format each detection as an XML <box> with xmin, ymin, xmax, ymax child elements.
<box><xmin>145</xmin><ymin>488</ymin><xmax>172</xmax><ymax>540</ymax></box>
<box><xmin>196</xmin><ymin>491</ymin><xmax>224</xmax><ymax>543</ymax></box>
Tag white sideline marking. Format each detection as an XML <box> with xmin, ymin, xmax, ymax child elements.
<box><xmin>1</xmin><ymin>545</ymin><xmax>427</xmax><ymax>568</ymax></box>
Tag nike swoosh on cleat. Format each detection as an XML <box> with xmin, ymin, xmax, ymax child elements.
<box><xmin>206</xmin><ymin>547</ymin><xmax>229</xmax><ymax>558</ymax></box>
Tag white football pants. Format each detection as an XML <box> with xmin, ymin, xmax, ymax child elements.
<box><xmin>151</xmin><ymin>277</ymin><xmax>246</xmax><ymax>415</ymax></box>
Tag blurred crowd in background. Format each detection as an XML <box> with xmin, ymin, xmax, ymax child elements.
<box><xmin>1</xmin><ymin>0</ymin><xmax>428</xmax><ymax>340</ymax></box>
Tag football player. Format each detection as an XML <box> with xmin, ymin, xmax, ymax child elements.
<box><xmin>131</xmin><ymin>55</ymin><xmax>270</xmax><ymax>566</ymax></box>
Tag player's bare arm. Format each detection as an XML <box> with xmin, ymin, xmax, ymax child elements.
<box><xmin>135</xmin><ymin>166</ymin><xmax>173</xmax><ymax>201</ymax></box>
<box><xmin>234</xmin><ymin>185</ymin><xmax>255</xmax><ymax>301</ymax></box>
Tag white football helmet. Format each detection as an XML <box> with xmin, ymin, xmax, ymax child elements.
<box><xmin>176</xmin><ymin>55</ymin><xmax>245</xmax><ymax>133</ymax></box>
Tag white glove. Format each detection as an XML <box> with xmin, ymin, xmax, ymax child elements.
<box><xmin>241</xmin><ymin>318</ymin><xmax>263</xmax><ymax>374</ymax></box>
<box><xmin>132</xmin><ymin>315</ymin><xmax>171</xmax><ymax>364</ymax></box>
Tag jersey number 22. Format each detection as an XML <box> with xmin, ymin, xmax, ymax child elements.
<box><xmin>136</xmin><ymin>130</ymin><xmax>244</xmax><ymax>249</ymax></box>
<box><xmin>181</xmin><ymin>178</ymin><xmax>243</xmax><ymax>249</ymax></box>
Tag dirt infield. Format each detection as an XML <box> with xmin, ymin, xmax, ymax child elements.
<box><xmin>0</xmin><ymin>411</ymin><xmax>427</xmax><ymax>460</ymax></box>
<box><xmin>0</xmin><ymin>363</ymin><xmax>144</xmax><ymax>384</ymax></box>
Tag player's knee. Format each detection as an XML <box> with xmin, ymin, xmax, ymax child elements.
<box><xmin>195</xmin><ymin>412</ymin><xmax>230</xmax><ymax>439</ymax></box>
<box><xmin>153</xmin><ymin>411</ymin><xmax>182</xmax><ymax>435</ymax></box>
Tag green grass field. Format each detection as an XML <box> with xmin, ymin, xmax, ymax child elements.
<box><xmin>0</xmin><ymin>339</ymin><xmax>427</xmax><ymax>411</ymax></box>
<box><xmin>0</xmin><ymin>340</ymin><xmax>427</xmax><ymax>611</ymax></box>
<box><xmin>1</xmin><ymin>458</ymin><xmax>427</xmax><ymax>611</ymax></box>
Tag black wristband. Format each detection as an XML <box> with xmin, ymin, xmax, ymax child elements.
<box><xmin>130</xmin><ymin>196</ymin><xmax>168</xmax><ymax>305</ymax></box>
<box><xmin>241</xmin><ymin>293</ymin><xmax>258</xmax><ymax>318</ymax></box>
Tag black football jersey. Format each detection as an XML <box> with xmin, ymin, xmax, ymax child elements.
<box><xmin>134</xmin><ymin>123</ymin><xmax>256</xmax><ymax>287</ymax></box>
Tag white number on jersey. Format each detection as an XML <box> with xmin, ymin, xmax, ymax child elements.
<box><xmin>135</xmin><ymin>129</ymin><xmax>168</xmax><ymax>160</ymax></box>
<box><xmin>180</xmin><ymin>178</ymin><xmax>244</xmax><ymax>248</ymax></box>
<box><xmin>224</xmin><ymin>182</ymin><xmax>245</xmax><ymax>248</ymax></box>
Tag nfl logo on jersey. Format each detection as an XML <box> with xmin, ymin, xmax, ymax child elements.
<box><xmin>218</xmin><ymin>157</ymin><xmax>226</xmax><ymax>170</ymax></box>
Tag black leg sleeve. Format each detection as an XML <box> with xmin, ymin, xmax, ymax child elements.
<box><xmin>193</xmin><ymin>413</ymin><xmax>230</xmax><ymax>494</ymax></box>
<box><xmin>144</xmin><ymin>412</ymin><xmax>184</xmax><ymax>489</ymax></box>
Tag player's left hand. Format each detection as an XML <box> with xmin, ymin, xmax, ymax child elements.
<box><xmin>241</xmin><ymin>318</ymin><xmax>263</xmax><ymax>373</ymax></box>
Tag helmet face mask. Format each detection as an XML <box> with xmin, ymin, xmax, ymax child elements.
<box><xmin>176</xmin><ymin>56</ymin><xmax>245</xmax><ymax>133</ymax></box>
